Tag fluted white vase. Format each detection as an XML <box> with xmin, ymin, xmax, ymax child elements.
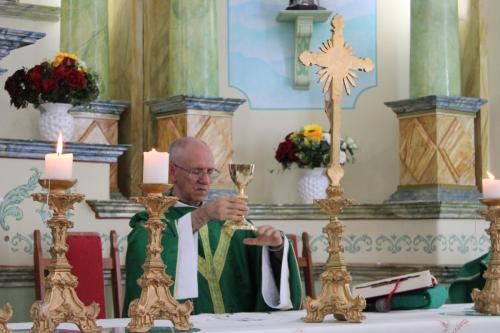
<box><xmin>38</xmin><ymin>103</ymin><xmax>74</xmax><ymax>142</ymax></box>
<box><xmin>298</xmin><ymin>167</ymin><xmax>329</xmax><ymax>204</ymax></box>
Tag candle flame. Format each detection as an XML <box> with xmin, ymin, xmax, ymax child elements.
<box><xmin>487</xmin><ymin>171</ymin><xmax>495</xmax><ymax>180</ymax></box>
<box><xmin>56</xmin><ymin>131</ymin><xmax>63</xmax><ymax>155</ymax></box>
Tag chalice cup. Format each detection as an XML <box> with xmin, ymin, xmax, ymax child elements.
<box><xmin>226</xmin><ymin>163</ymin><xmax>256</xmax><ymax>231</ymax></box>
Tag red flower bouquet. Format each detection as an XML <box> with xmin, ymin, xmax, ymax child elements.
<box><xmin>274</xmin><ymin>124</ymin><xmax>357</xmax><ymax>170</ymax></box>
<box><xmin>4</xmin><ymin>52</ymin><xmax>99</xmax><ymax>109</ymax></box>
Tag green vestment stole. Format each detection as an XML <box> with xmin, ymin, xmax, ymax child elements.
<box><xmin>449</xmin><ymin>252</ymin><xmax>491</xmax><ymax>303</ymax></box>
<box><xmin>123</xmin><ymin>207</ymin><xmax>302</xmax><ymax>316</ymax></box>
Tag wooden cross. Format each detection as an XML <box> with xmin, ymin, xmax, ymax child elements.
<box><xmin>299</xmin><ymin>14</ymin><xmax>373</xmax><ymax>187</ymax></box>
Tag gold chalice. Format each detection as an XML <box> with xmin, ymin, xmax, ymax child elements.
<box><xmin>226</xmin><ymin>163</ymin><xmax>256</xmax><ymax>231</ymax></box>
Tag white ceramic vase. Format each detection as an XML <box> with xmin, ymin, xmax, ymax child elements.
<box><xmin>38</xmin><ymin>103</ymin><xmax>74</xmax><ymax>142</ymax></box>
<box><xmin>298</xmin><ymin>167</ymin><xmax>329</xmax><ymax>204</ymax></box>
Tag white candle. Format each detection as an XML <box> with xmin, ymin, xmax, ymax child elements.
<box><xmin>143</xmin><ymin>148</ymin><xmax>169</xmax><ymax>184</ymax></box>
<box><xmin>44</xmin><ymin>132</ymin><xmax>73</xmax><ymax>180</ymax></box>
<box><xmin>483</xmin><ymin>171</ymin><xmax>500</xmax><ymax>198</ymax></box>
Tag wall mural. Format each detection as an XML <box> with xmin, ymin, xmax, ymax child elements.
<box><xmin>228</xmin><ymin>0</ymin><xmax>377</xmax><ymax>110</ymax></box>
<box><xmin>0</xmin><ymin>168</ymin><xmax>41</xmax><ymax>231</ymax></box>
<box><xmin>310</xmin><ymin>233</ymin><xmax>491</xmax><ymax>255</ymax></box>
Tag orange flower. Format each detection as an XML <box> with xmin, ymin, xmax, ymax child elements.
<box><xmin>302</xmin><ymin>124</ymin><xmax>323</xmax><ymax>141</ymax></box>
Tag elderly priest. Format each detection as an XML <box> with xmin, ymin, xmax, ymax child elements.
<box><xmin>123</xmin><ymin>137</ymin><xmax>302</xmax><ymax>315</ymax></box>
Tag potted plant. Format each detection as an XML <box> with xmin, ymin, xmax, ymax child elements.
<box><xmin>4</xmin><ymin>52</ymin><xmax>99</xmax><ymax>141</ymax></box>
<box><xmin>274</xmin><ymin>124</ymin><xmax>357</xmax><ymax>203</ymax></box>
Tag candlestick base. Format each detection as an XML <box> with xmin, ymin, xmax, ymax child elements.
<box><xmin>471</xmin><ymin>198</ymin><xmax>500</xmax><ymax>314</ymax></box>
<box><xmin>303</xmin><ymin>186</ymin><xmax>365</xmax><ymax>323</ymax></box>
<box><xmin>0</xmin><ymin>303</ymin><xmax>13</xmax><ymax>333</ymax></box>
<box><xmin>127</xmin><ymin>184</ymin><xmax>193</xmax><ymax>332</ymax></box>
<box><xmin>30</xmin><ymin>184</ymin><xmax>100</xmax><ymax>333</ymax></box>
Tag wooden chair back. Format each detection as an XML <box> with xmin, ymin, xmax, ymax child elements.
<box><xmin>33</xmin><ymin>229</ymin><xmax>123</xmax><ymax>318</ymax></box>
<box><xmin>287</xmin><ymin>232</ymin><xmax>315</xmax><ymax>298</ymax></box>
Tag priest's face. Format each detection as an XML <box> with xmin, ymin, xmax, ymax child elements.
<box><xmin>170</xmin><ymin>141</ymin><xmax>215</xmax><ymax>206</ymax></box>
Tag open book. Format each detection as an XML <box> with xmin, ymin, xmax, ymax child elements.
<box><xmin>351</xmin><ymin>270</ymin><xmax>437</xmax><ymax>299</ymax></box>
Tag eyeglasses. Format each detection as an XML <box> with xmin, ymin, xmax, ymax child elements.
<box><xmin>172</xmin><ymin>163</ymin><xmax>220</xmax><ymax>181</ymax></box>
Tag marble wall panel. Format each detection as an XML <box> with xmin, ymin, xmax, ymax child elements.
<box><xmin>399</xmin><ymin>112</ymin><xmax>476</xmax><ymax>187</ymax></box>
<box><xmin>60</xmin><ymin>0</ymin><xmax>110</xmax><ymax>98</ymax></box>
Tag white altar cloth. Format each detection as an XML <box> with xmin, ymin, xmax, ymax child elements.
<box><xmin>8</xmin><ymin>304</ymin><xmax>500</xmax><ymax>333</ymax></box>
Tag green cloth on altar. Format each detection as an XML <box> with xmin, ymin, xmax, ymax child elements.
<box><xmin>448</xmin><ymin>252</ymin><xmax>491</xmax><ymax>303</ymax></box>
<box><xmin>389</xmin><ymin>285</ymin><xmax>449</xmax><ymax>310</ymax></box>
<box><xmin>123</xmin><ymin>207</ymin><xmax>303</xmax><ymax>316</ymax></box>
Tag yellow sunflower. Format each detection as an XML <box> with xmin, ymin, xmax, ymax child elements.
<box><xmin>302</xmin><ymin>124</ymin><xmax>323</xmax><ymax>141</ymax></box>
<box><xmin>52</xmin><ymin>52</ymin><xmax>78</xmax><ymax>66</ymax></box>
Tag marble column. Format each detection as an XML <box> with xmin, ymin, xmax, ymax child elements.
<box><xmin>410</xmin><ymin>0</ymin><xmax>461</xmax><ymax>98</ymax></box>
<box><xmin>60</xmin><ymin>0</ymin><xmax>110</xmax><ymax>99</ymax></box>
<box><xmin>166</xmin><ymin>0</ymin><xmax>218</xmax><ymax>97</ymax></box>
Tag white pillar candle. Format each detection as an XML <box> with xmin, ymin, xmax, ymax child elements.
<box><xmin>143</xmin><ymin>148</ymin><xmax>169</xmax><ymax>184</ymax></box>
<box><xmin>483</xmin><ymin>171</ymin><xmax>500</xmax><ymax>199</ymax></box>
<box><xmin>44</xmin><ymin>132</ymin><xmax>73</xmax><ymax>180</ymax></box>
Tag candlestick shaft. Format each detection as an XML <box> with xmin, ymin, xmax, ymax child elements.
<box><xmin>127</xmin><ymin>185</ymin><xmax>193</xmax><ymax>332</ymax></box>
<box><xmin>30</xmin><ymin>188</ymin><xmax>99</xmax><ymax>333</ymax></box>
<box><xmin>471</xmin><ymin>199</ymin><xmax>500</xmax><ymax>314</ymax></box>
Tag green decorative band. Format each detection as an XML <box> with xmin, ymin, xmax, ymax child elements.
<box><xmin>316</xmin><ymin>233</ymin><xmax>490</xmax><ymax>255</ymax></box>
<box><xmin>198</xmin><ymin>224</ymin><xmax>235</xmax><ymax>314</ymax></box>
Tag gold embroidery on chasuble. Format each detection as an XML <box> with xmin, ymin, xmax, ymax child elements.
<box><xmin>197</xmin><ymin>222</ymin><xmax>235</xmax><ymax>314</ymax></box>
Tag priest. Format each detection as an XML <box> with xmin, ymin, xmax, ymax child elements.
<box><xmin>123</xmin><ymin>137</ymin><xmax>303</xmax><ymax>315</ymax></box>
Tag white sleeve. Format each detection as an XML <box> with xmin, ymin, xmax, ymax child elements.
<box><xmin>173</xmin><ymin>213</ymin><xmax>199</xmax><ymax>300</ymax></box>
<box><xmin>261</xmin><ymin>237</ymin><xmax>293</xmax><ymax>310</ymax></box>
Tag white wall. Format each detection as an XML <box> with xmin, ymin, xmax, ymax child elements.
<box><xmin>220</xmin><ymin>0</ymin><xmax>408</xmax><ymax>204</ymax></box>
<box><xmin>3</xmin><ymin>0</ymin><xmax>498</xmax><ymax>205</ymax></box>
<box><xmin>0</xmin><ymin>17</ymin><xmax>60</xmax><ymax>139</ymax></box>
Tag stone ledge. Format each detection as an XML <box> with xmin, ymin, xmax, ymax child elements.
<box><xmin>69</xmin><ymin>99</ymin><xmax>129</xmax><ymax>116</ymax></box>
<box><xmin>0</xmin><ymin>139</ymin><xmax>130</xmax><ymax>163</ymax></box>
<box><xmin>147</xmin><ymin>95</ymin><xmax>246</xmax><ymax>114</ymax></box>
<box><xmin>86</xmin><ymin>200</ymin><xmax>483</xmax><ymax>220</ymax></box>
<box><xmin>0</xmin><ymin>0</ymin><xmax>60</xmax><ymax>22</ymax></box>
<box><xmin>385</xmin><ymin>95</ymin><xmax>487</xmax><ymax>114</ymax></box>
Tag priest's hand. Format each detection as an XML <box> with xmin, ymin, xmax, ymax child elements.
<box><xmin>191</xmin><ymin>196</ymin><xmax>249</xmax><ymax>231</ymax></box>
<box><xmin>243</xmin><ymin>225</ymin><xmax>283</xmax><ymax>249</ymax></box>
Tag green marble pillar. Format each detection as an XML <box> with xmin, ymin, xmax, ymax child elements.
<box><xmin>60</xmin><ymin>0</ymin><xmax>110</xmax><ymax>99</ymax></box>
<box><xmin>410</xmin><ymin>0</ymin><xmax>461</xmax><ymax>98</ymax></box>
<box><xmin>167</xmin><ymin>0</ymin><xmax>218</xmax><ymax>97</ymax></box>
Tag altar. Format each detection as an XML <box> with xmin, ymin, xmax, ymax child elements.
<box><xmin>7</xmin><ymin>304</ymin><xmax>499</xmax><ymax>333</ymax></box>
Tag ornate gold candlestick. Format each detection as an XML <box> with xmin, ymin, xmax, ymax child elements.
<box><xmin>30</xmin><ymin>179</ymin><xmax>100</xmax><ymax>333</ymax></box>
<box><xmin>225</xmin><ymin>164</ymin><xmax>256</xmax><ymax>231</ymax></box>
<box><xmin>299</xmin><ymin>14</ymin><xmax>373</xmax><ymax>323</ymax></box>
<box><xmin>303</xmin><ymin>186</ymin><xmax>365</xmax><ymax>323</ymax></box>
<box><xmin>127</xmin><ymin>183</ymin><xmax>193</xmax><ymax>332</ymax></box>
<box><xmin>0</xmin><ymin>303</ymin><xmax>13</xmax><ymax>333</ymax></box>
<box><xmin>471</xmin><ymin>198</ymin><xmax>500</xmax><ymax>314</ymax></box>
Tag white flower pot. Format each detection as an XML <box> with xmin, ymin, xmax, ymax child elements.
<box><xmin>38</xmin><ymin>103</ymin><xmax>74</xmax><ymax>142</ymax></box>
<box><xmin>298</xmin><ymin>167</ymin><xmax>329</xmax><ymax>204</ymax></box>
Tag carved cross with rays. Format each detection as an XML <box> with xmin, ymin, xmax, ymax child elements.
<box><xmin>299</xmin><ymin>14</ymin><xmax>373</xmax><ymax>187</ymax></box>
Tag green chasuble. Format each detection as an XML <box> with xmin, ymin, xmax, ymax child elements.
<box><xmin>123</xmin><ymin>207</ymin><xmax>303</xmax><ymax>316</ymax></box>
<box><xmin>449</xmin><ymin>252</ymin><xmax>491</xmax><ymax>303</ymax></box>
